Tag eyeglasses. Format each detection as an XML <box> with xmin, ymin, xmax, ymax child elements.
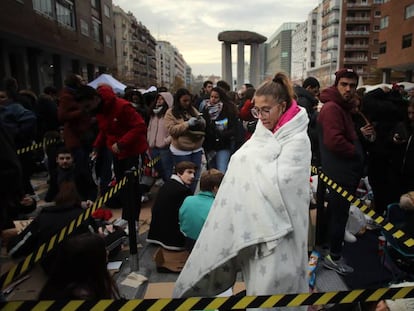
<box><xmin>251</xmin><ymin>105</ymin><xmax>277</xmax><ymax>118</ymax></box>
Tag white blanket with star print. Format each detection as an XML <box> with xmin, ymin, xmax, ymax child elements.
<box><xmin>173</xmin><ymin>107</ymin><xmax>311</xmax><ymax>301</ymax></box>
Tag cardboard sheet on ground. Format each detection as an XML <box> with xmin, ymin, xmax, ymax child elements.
<box><xmin>120</xmin><ymin>272</ymin><xmax>148</xmax><ymax>288</ymax></box>
<box><xmin>153</xmin><ymin>248</ymin><xmax>190</xmax><ymax>273</ymax></box>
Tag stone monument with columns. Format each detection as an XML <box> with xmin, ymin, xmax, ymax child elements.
<box><xmin>218</xmin><ymin>30</ymin><xmax>267</xmax><ymax>89</ymax></box>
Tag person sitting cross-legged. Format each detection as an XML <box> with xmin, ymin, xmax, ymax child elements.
<box><xmin>179</xmin><ymin>169</ymin><xmax>224</xmax><ymax>251</ymax></box>
<box><xmin>7</xmin><ymin>180</ymin><xmax>94</xmax><ymax>274</ymax></box>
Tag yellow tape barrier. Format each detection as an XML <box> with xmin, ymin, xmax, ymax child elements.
<box><xmin>16</xmin><ymin>139</ymin><xmax>58</xmax><ymax>155</ymax></box>
<box><xmin>311</xmin><ymin>166</ymin><xmax>414</xmax><ymax>249</ymax></box>
<box><xmin>0</xmin><ymin>156</ymin><xmax>160</xmax><ymax>290</ymax></box>
<box><xmin>1</xmin><ymin>286</ymin><xmax>414</xmax><ymax>310</ymax></box>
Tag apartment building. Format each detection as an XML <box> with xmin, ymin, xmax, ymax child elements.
<box><xmin>157</xmin><ymin>40</ymin><xmax>189</xmax><ymax>91</ymax></box>
<box><xmin>113</xmin><ymin>5</ymin><xmax>157</xmax><ymax>88</ymax></box>
<box><xmin>377</xmin><ymin>0</ymin><xmax>414</xmax><ymax>83</ymax></box>
<box><xmin>340</xmin><ymin>0</ymin><xmax>383</xmax><ymax>85</ymax></box>
<box><xmin>0</xmin><ymin>0</ymin><xmax>114</xmax><ymax>92</ymax></box>
<box><xmin>265</xmin><ymin>23</ymin><xmax>299</xmax><ymax>78</ymax></box>
<box><xmin>291</xmin><ymin>22</ymin><xmax>308</xmax><ymax>84</ymax></box>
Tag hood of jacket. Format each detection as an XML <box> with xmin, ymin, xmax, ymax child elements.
<box><xmin>159</xmin><ymin>92</ymin><xmax>173</xmax><ymax>108</ymax></box>
<box><xmin>97</xmin><ymin>84</ymin><xmax>117</xmax><ymax>109</ymax></box>
<box><xmin>319</xmin><ymin>86</ymin><xmax>354</xmax><ymax>111</ymax></box>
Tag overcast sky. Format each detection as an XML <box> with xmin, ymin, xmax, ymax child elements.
<box><xmin>112</xmin><ymin>0</ymin><xmax>321</xmax><ymax>76</ymax></box>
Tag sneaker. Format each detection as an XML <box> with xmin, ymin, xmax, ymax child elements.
<box><xmin>323</xmin><ymin>254</ymin><xmax>354</xmax><ymax>275</ymax></box>
<box><xmin>155</xmin><ymin>178</ymin><xmax>164</xmax><ymax>187</ymax></box>
<box><xmin>141</xmin><ymin>193</ymin><xmax>150</xmax><ymax>203</ymax></box>
<box><xmin>344</xmin><ymin>230</ymin><xmax>357</xmax><ymax>243</ymax></box>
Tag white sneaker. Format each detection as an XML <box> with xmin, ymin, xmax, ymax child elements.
<box><xmin>141</xmin><ymin>194</ymin><xmax>150</xmax><ymax>203</ymax></box>
<box><xmin>344</xmin><ymin>230</ymin><xmax>357</xmax><ymax>243</ymax></box>
<box><xmin>155</xmin><ymin>178</ymin><xmax>164</xmax><ymax>187</ymax></box>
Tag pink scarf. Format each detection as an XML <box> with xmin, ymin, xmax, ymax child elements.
<box><xmin>273</xmin><ymin>100</ymin><xmax>300</xmax><ymax>133</ymax></box>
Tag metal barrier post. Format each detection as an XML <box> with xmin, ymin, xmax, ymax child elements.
<box><xmin>126</xmin><ymin>170</ymin><xmax>139</xmax><ymax>272</ymax></box>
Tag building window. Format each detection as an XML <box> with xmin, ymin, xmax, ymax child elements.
<box><xmin>80</xmin><ymin>19</ymin><xmax>89</xmax><ymax>36</ymax></box>
<box><xmin>91</xmin><ymin>0</ymin><xmax>100</xmax><ymax>9</ymax></box>
<box><xmin>379</xmin><ymin>42</ymin><xmax>387</xmax><ymax>54</ymax></box>
<box><xmin>373</xmin><ymin>0</ymin><xmax>384</xmax><ymax>3</ymax></box>
<box><xmin>380</xmin><ymin>16</ymin><xmax>389</xmax><ymax>29</ymax></box>
<box><xmin>33</xmin><ymin>0</ymin><xmax>53</xmax><ymax>17</ymax></box>
<box><xmin>56</xmin><ymin>0</ymin><xmax>75</xmax><ymax>28</ymax></box>
<box><xmin>406</xmin><ymin>4</ymin><xmax>414</xmax><ymax>19</ymax></box>
<box><xmin>105</xmin><ymin>34</ymin><xmax>112</xmax><ymax>47</ymax></box>
<box><xmin>402</xmin><ymin>34</ymin><xmax>412</xmax><ymax>49</ymax></box>
<box><xmin>91</xmin><ymin>17</ymin><xmax>102</xmax><ymax>43</ymax></box>
<box><xmin>104</xmin><ymin>4</ymin><xmax>110</xmax><ymax>18</ymax></box>
<box><xmin>374</xmin><ymin>11</ymin><xmax>381</xmax><ymax>17</ymax></box>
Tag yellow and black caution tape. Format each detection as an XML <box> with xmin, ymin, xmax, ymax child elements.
<box><xmin>16</xmin><ymin>139</ymin><xmax>58</xmax><ymax>155</ymax></box>
<box><xmin>311</xmin><ymin>166</ymin><xmax>414</xmax><ymax>249</ymax></box>
<box><xmin>1</xmin><ymin>286</ymin><xmax>414</xmax><ymax>310</ymax></box>
<box><xmin>0</xmin><ymin>156</ymin><xmax>160</xmax><ymax>290</ymax></box>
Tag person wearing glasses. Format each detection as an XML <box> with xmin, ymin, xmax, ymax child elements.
<box><xmin>174</xmin><ymin>72</ymin><xmax>311</xmax><ymax>308</ymax></box>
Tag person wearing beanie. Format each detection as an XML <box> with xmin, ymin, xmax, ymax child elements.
<box><xmin>317</xmin><ymin>68</ymin><xmax>365</xmax><ymax>275</ymax></box>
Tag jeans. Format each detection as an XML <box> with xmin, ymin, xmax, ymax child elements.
<box><xmin>327</xmin><ymin>183</ymin><xmax>358</xmax><ymax>258</ymax></box>
<box><xmin>151</xmin><ymin>147</ymin><xmax>173</xmax><ymax>182</ymax></box>
<box><xmin>210</xmin><ymin>149</ymin><xmax>231</xmax><ymax>173</ymax></box>
<box><xmin>172</xmin><ymin>150</ymin><xmax>202</xmax><ymax>193</ymax></box>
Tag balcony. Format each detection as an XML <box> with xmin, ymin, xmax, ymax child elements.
<box><xmin>344</xmin><ymin>56</ymin><xmax>368</xmax><ymax>63</ymax></box>
<box><xmin>322</xmin><ymin>33</ymin><xmax>339</xmax><ymax>40</ymax></box>
<box><xmin>322</xmin><ymin>5</ymin><xmax>340</xmax><ymax>17</ymax></box>
<box><xmin>345</xmin><ymin>16</ymin><xmax>371</xmax><ymax>22</ymax></box>
<box><xmin>345</xmin><ymin>30</ymin><xmax>370</xmax><ymax>37</ymax></box>
<box><xmin>344</xmin><ymin>44</ymin><xmax>369</xmax><ymax>50</ymax></box>
<box><xmin>347</xmin><ymin>2</ymin><xmax>370</xmax><ymax>8</ymax></box>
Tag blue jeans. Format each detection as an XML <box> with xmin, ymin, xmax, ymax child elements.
<box><xmin>211</xmin><ymin>149</ymin><xmax>231</xmax><ymax>173</ymax></box>
<box><xmin>172</xmin><ymin>150</ymin><xmax>202</xmax><ymax>193</ymax></box>
<box><xmin>151</xmin><ymin>147</ymin><xmax>173</xmax><ymax>181</ymax></box>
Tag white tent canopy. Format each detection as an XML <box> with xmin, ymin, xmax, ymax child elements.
<box><xmin>87</xmin><ymin>74</ymin><xmax>127</xmax><ymax>95</ymax></box>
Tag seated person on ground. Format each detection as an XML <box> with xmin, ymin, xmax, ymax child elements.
<box><xmin>44</xmin><ymin>146</ymin><xmax>97</xmax><ymax>206</ymax></box>
<box><xmin>7</xmin><ymin>180</ymin><xmax>126</xmax><ymax>273</ymax></box>
<box><xmin>146</xmin><ymin>161</ymin><xmax>197</xmax><ymax>251</ymax></box>
<box><xmin>7</xmin><ymin>181</ymin><xmax>94</xmax><ymax>273</ymax></box>
<box><xmin>39</xmin><ymin>232</ymin><xmax>120</xmax><ymax>300</ymax></box>
<box><xmin>179</xmin><ymin>169</ymin><xmax>224</xmax><ymax>250</ymax></box>
<box><xmin>0</xmin><ymin>193</ymin><xmax>37</xmax><ymax>245</ymax></box>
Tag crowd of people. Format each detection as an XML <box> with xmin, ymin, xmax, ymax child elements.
<box><xmin>0</xmin><ymin>70</ymin><xmax>413</xmax><ymax>310</ymax></box>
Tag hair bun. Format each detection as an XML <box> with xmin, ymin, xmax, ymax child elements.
<box><xmin>272</xmin><ymin>74</ymin><xmax>283</xmax><ymax>84</ymax></box>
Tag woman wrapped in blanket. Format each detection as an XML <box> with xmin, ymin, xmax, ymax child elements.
<box><xmin>173</xmin><ymin>72</ymin><xmax>311</xmax><ymax>311</ymax></box>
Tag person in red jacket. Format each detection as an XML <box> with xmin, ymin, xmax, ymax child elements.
<box><xmin>75</xmin><ymin>84</ymin><xmax>148</xmax><ymax>221</ymax></box>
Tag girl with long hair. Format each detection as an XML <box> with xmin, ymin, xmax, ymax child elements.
<box><xmin>164</xmin><ymin>88</ymin><xmax>205</xmax><ymax>192</ymax></box>
<box><xmin>201</xmin><ymin>86</ymin><xmax>239</xmax><ymax>172</ymax></box>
